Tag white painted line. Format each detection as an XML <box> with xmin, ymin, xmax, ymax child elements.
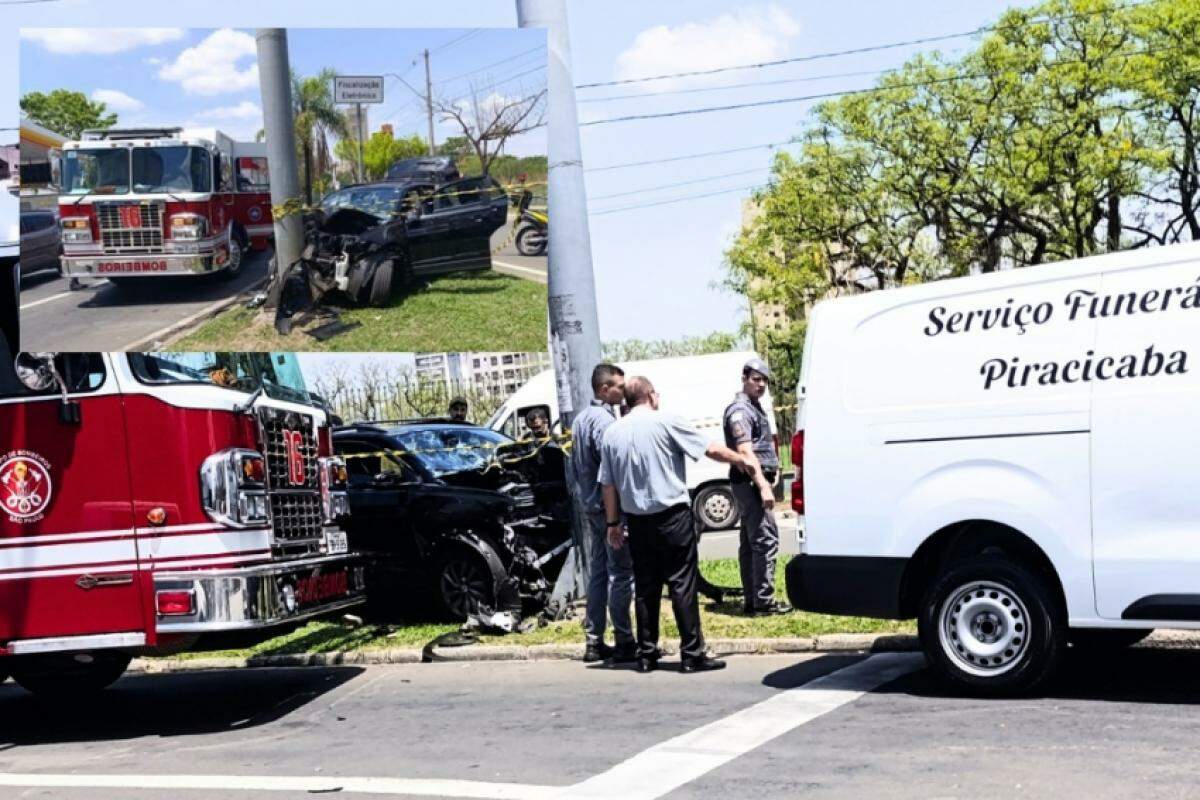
<box><xmin>0</xmin><ymin>774</ymin><xmax>561</xmax><ymax>798</ymax></box>
<box><xmin>492</xmin><ymin>260</ymin><xmax>546</xmax><ymax>279</ymax></box>
<box><xmin>0</xmin><ymin>654</ymin><xmax>921</xmax><ymax>799</ymax></box>
<box><xmin>18</xmin><ymin>291</ymin><xmax>73</xmax><ymax>311</ymax></box>
<box><xmin>564</xmin><ymin>653</ymin><xmax>922</xmax><ymax>799</ymax></box>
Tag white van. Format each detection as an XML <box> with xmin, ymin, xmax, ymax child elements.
<box><xmin>487</xmin><ymin>350</ymin><xmax>777</xmax><ymax>530</ymax></box>
<box><xmin>787</xmin><ymin>241</ymin><xmax>1200</xmax><ymax>693</ymax></box>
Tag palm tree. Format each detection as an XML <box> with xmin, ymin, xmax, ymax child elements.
<box><xmin>292</xmin><ymin>68</ymin><xmax>347</xmax><ymax>206</ymax></box>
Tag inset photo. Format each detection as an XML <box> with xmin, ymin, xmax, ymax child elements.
<box><xmin>17</xmin><ymin>27</ymin><xmax>548</xmax><ymax>352</ymax></box>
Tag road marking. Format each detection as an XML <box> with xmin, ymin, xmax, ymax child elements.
<box><xmin>18</xmin><ymin>291</ymin><xmax>73</xmax><ymax>311</ymax></box>
<box><xmin>0</xmin><ymin>654</ymin><xmax>921</xmax><ymax>799</ymax></box>
<box><xmin>564</xmin><ymin>653</ymin><xmax>922</xmax><ymax>799</ymax></box>
<box><xmin>492</xmin><ymin>259</ymin><xmax>547</xmax><ymax>282</ymax></box>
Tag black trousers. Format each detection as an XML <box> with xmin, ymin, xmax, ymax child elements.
<box><xmin>625</xmin><ymin>503</ymin><xmax>705</xmax><ymax>661</ymax></box>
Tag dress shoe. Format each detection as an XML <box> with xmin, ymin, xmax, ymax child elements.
<box><xmin>611</xmin><ymin>642</ymin><xmax>639</xmax><ymax>664</ymax></box>
<box><xmin>681</xmin><ymin>655</ymin><xmax>727</xmax><ymax>673</ymax></box>
<box><xmin>583</xmin><ymin>642</ymin><xmax>613</xmax><ymax>663</ymax></box>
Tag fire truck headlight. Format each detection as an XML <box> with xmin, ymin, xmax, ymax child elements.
<box><xmin>61</xmin><ymin>217</ymin><xmax>92</xmax><ymax>244</ymax></box>
<box><xmin>200</xmin><ymin>448</ymin><xmax>270</xmax><ymax>528</ymax></box>
<box><xmin>170</xmin><ymin>213</ymin><xmax>207</xmax><ymax>241</ymax></box>
<box><xmin>317</xmin><ymin>456</ymin><xmax>350</xmax><ymax>522</ymax></box>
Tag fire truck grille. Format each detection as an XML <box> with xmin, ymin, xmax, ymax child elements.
<box><xmin>270</xmin><ymin>492</ymin><xmax>324</xmax><ymax>546</ymax></box>
<box><xmin>95</xmin><ymin>200</ymin><xmax>165</xmax><ymax>252</ymax></box>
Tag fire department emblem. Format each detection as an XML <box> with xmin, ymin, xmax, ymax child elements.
<box><xmin>0</xmin><ymin>451</ymin><xmax>54</xmax><ymax>523</ymax></box>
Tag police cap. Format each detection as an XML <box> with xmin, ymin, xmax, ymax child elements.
<box><xmin>742</xmin><ymin>358</ymin><xmax>772</xmax><ymax>382</ymax></box>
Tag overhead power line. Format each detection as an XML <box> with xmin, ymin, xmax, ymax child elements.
<box><xmin>591</xmin><ymin>184</ymin><xmax>765</xmax><ymax>216</ymax></box>
<box><xmin>437</xmin><ymin>45</ymin><xmax>547</xmax><ymax>86</ymax></box>
<box><xmin>589</xmin><ymin>167</ymin><xmax>772</xmax><ymax>201</ymax></box>
<box><xmin>586</xmin><ymin>141</ymin><xmax>795</xmax><ymax>172</ymax></box>
<box><xmin>575</xmin><ymin>0</ymin><xmax>1156</xmax><ymax>90</ymax></box>
<box><xmin>580</xmin><ymin>44</ymin><xmax>1178</xmax><ymax>127</ymax></box>
<box><xmin>579</xmin><ymin>69</ymin><xmax>889</xmax><ymax>104</ymax></box>
<box><xmin>430</xmin><ymin>29</ymin><xmax>484</xmax><ymax>54</ymax></box>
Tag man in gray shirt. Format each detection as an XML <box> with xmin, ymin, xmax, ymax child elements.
<box><xmin>599</xmin><ymin>376</ymin><xmax>753</xmax><ymax>674</ymax></box>
<box><xmin>571</xmin><ymin>363</ymin><xmax>636</xmax><ymax>663</ymax></box>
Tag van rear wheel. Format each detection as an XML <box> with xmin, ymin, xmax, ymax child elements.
<box><xmin>693</xmin><ymin>484</ymin><xmax>739</xmax><ymax>531</ymax></box>
<box><xmin>918</xmin><ymin>555</ymin><xmax>1065</xmax><ymax>696</ymax></box>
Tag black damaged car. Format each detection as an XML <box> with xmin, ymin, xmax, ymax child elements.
<box><xmin>333</xmin><ymin>422</ymin><xmax>571</xmax><ymax>620</ymax></box>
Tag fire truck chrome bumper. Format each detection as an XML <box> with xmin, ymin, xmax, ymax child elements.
<box><xmin>61</xmin><ymin>252</ymin><xmax>220</xmax><ymax>277</ymax></box>
<box><xmin>154</xmin><ymin>555</ymin><xmax>367</xmax><ymax>634</ymax></box>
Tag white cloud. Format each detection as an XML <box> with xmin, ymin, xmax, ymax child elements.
<box><xmin>20</xmin><ymin>28</ymin><xmax>184</xmax><ymax>56</ymax></box>
<box><xmin>614</xmin><ymin>6</ymin><xmax>801</xmax><ymax>92</ymax></box>
<box><xmin>90</xmin><ymin>89</ymin><xmax>144</xmax><ymax>113</ymax></box>
<box><xmin>158</xmin><ymin>29</ymin><xmax>258</xmax><ymax>96</ymax></box>
<box><xmin>144</xmin><ymin>56</ymin><xmax>164</xmax><ymax>66</ymax></box>
<box><xmin>195</xmin><ymin>101</ymin><xmax>263</xmax><ymax>121</ymax></box>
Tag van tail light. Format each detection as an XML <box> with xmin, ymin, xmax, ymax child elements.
<box><xmin>791</xmin><ymin>430</ymin><xmax>805</xmax><ymax>514</ymax></box>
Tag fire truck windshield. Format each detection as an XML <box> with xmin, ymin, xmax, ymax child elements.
<box><xmin>127</xmin><ymin>352</ymin><xmax>312</xmax><ymax>405</ymax></box>
<box><xmin>62</xmin><ymin>148</ymin><xmax>131</xmax><ymax>195</ymax></box>
<box><xmin>132</xmin><ymin>146</ymin><xmax>212</xmax><ymax>194</ymax></box>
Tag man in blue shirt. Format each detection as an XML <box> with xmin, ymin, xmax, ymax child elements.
<box><xmin>570</xmin><ymin>363</ymin><xmax>636</xmax><ymax>663</ymax></box>
<box><xmin>600</xmin><ymin>376</ymin><xmax>753</xmax><ymax>674</ymax></box>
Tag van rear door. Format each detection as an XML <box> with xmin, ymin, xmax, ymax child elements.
<box><xmin>1091</xmin><ymin>254</ymin><xmax>1200</xmax><ymax>620</ymax></box>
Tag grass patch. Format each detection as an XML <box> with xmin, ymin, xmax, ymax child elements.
<box><xmin>163</xmin><ymin>558</ymin><xmax>912</xmax><ymax>662</ymax></box>
<box><xmin>171</xmin><ymin>270</ymin><xmax>548</xmax><ymax>352</ymax></box>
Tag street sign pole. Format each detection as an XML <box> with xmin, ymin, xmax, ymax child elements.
<box><xmin>356</xmin><ymin>103</ymin><xmax>365</xmax><ymax>183</ymax></box>
<box><xmin>516</xmin><ymin>0</ymin><xmax>601</xmax><ymax>596</ymax></box>
<box><xmin>255</xmin><ymin>29</ymin><xmax>304</xmax><ymax>310</ymax></box>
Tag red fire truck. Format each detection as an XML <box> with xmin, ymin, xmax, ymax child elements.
<box><xmin>0</xmin><ymin>351</ymin><xmax>365</xmax><ymax>695</ymax></box>
<box><xmin>56</xmin><ymin>127</ymin><xmax>273</xmax><ymax>283</ymax></box>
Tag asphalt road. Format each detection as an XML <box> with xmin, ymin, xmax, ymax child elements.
<box><xmin>16</xmin><ymin>222</ymin><xmax>546</xmax><ymax>352</ymax></box>
<box><xmin>4</xmin><ymin>644</ymin><xmax>1200</xmax><ymax>799</ymax></box>
<box><xmin>698</xmin><ymin>511</ymin><xmax>802</xmax><ymax>560</ymax></box>
<box><xmin>17</xmin><ymin>250</ymin><xmax>271</xmax><ymax>352</ymax></box>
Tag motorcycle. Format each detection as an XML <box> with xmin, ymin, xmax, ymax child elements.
<box><xmin>271</xmin><ymin>206</ymin><xmax>413</xmax><ymax>333</ymax></box>
<box><xmin>513</xmin><ymin>189</ymin><xmax>547</xmax><ymax>257</ymax></box>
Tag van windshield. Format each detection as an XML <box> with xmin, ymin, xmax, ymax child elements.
<box><xmin>127</xmin><ymin>352</ymin><xmax>312</xmax><ymax>405</ymax></box>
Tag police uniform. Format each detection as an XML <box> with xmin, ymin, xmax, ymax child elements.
<box><xmin>723</xmin><ymin>367</ymin><xmax>781</xmax><ymax>611</ymax></box>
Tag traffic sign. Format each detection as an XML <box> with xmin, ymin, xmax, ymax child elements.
<box><xmin>334</xmin><ymin>76</ymin><xmax>385</xmax><ymax>104</ymax></box>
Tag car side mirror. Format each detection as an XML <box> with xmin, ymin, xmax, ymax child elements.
<box><xmin>15</xmin><ymin>352</ymin><xmax>81</xmax><ymax>424</ymax></box>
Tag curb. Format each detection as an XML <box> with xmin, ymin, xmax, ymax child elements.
<box><xmin>130</xmin><ymin>633</ymin><xmax>920</xmax><ymax>674</ymax></box>
<box><xmin>122</xmin><ymin>275</ymin><xmax>267</xmax><ymax>351</ymax></box>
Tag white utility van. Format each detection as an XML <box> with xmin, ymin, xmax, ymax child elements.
<box><xmin>487</xmin><ymin>351</ymin><xmax>777</xmax><ymax>530</ymax></box>
<box><xmin>787</xmin><ymin>241</ymin><xmax>1200</xmax><ymax>693</ymax></box>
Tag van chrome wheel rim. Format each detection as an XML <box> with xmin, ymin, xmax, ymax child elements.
<box><xmin>938</xmin><ymin>581</ymin><xmax>1029</xmax><ymax>677</ymax></box>
<box><xmin>703</xmin><ymin>491</ymin><xmax>733</xmax><ymax>526</ymax></box>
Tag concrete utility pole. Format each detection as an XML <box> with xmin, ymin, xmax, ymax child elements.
<box><xmin>423</xmin><ymin>49</ymin><xmax>436</xmax><ymax>156</ymax></box>
<box><xmin>517</xmin><ymin>0</ymin><xmax>602</xmax><ymax>594</ymax></box>
<box><xmin>256</xmin><ymin>29</ymin><xmax>304</xmax><ymax>308</ymax></box>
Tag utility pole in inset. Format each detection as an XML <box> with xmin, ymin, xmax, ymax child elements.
<box><xmin>516</xmin><ymin>0</ymin><xmax>602</xmax><ymax>595</ymax></box>
<box><xmin>255</xmin><ymin>28</ymin><xmax>304</xmax><ymax>309</ymax></box>
<box><xmin>423</xmin><ymin>49</ymin><xmax>436</xmax><ymax>156</ymax></box>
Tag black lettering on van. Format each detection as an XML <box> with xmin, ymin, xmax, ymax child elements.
<box><xmin>925</xmin><ymin>306</ymin><xmax>947</xmax><ymax>337</ymax></box>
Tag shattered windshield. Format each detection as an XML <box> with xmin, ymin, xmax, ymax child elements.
<box><xmin>62</xmin><ymin>149</ymin><xmax>130</xmax><ymax>195</ymax></box>
<box><xmin>132</xmin><ymin>146</ymin><xmax>212</xmax><ymax>194</ymax></box>
<box><xmin>391</xmin><ymin>427</ymin><xmax>512</xmax><ymax>476</ymax></box>
<box><xmin>322</xmin><ymin>185</ymin><xmax>401</xmax><ymax>221</ymax></box>
<box><xmin>127</xmin><ymin>352</ymin><xmax>312</xmax><ymax>405</ymax></box>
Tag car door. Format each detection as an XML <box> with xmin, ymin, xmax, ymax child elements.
<box><xmin>410</xmin><ymin>178</ymin><xmax>498</xmax><ymax>276</ymax></box>
<box><xmin>0</xmin><ymin>354</ymin><xmax>146</xmax><ymax>643</ymax></box>
<box><xmin>31</xmin><ymin>212</ymin><xmax>60</xmax><ymax>273</ymax></box>
<box><xmin>1091</xmin><ymin>254</ymin><xmax>1200</xmax><ymax>621</ymax></box>
<box><xmin>336</xmin><ymin>437</ymin><xmax>422</xmax><ymax>559</ymax></box>
<box><xmin>443</xmin><ymin>177</ymin><xmax>508</xmax><ymax>271</ymax></box>
<box><xmin>19</xmin><ymin>213</ymin><xmax>53</xmax><ymax>275</ymax></box>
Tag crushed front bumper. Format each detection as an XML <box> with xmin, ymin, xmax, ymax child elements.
<box><xmin>154</xmin><ymin>555</ymin><xmax>366</xmax><ymax>634</ymax></box>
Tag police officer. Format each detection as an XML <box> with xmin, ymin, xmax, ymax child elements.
<box><xmin>724</xmin><ymin>358</ymin><xmax>791</xmax><ymax>616</ymax></box>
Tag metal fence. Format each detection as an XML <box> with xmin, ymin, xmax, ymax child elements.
<box><xmin>316</xmin><ymin>378</ymin><xmax>515</xmax><ymax>427</ymax></box>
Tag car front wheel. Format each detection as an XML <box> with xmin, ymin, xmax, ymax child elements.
<box><xmin>919</xmin><ymin>554</ymin><xmax>1065</xmax><ymax>696</ymax></box>
<box><xmin>437</xmin><ymin>547</ymin><xmax>497</xmax><ymax>620</ymax></box>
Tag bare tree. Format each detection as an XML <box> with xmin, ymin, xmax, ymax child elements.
<box><xmin>433</xmin><ymin>82</ymin><xmax>546</xmax><ymax>176</ymax></box>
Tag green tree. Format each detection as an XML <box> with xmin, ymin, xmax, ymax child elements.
<box><xmin>19</xmin><ymin>90</ymin><xmax>117</xmax><ymax>139</ymax></box>
<box><xmin>335</xmin><ymin>130</ymin><xmax>427</xmax><ymax>181</ymax></box>
<box><xmin>292</xmin><ymin>69</ymin><xmax>347</xmax><ymax>205</ymax></box>
<box><xmin>602</xmin><ymin>331</ymin><xmax>744</xmax><ymax>362</ymax></box>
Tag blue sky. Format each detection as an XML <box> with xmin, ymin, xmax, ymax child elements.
<box><xmin>5</xmin><ymin>0</ymin><xmax>1035</xmax><ymax>343</ymax></box>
